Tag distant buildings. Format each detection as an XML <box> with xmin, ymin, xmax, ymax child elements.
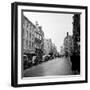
<box><xmin>43</xmin><ymin>39</ymin><xmax>52</xmax><ymax>55</ymax></box>
<box><xmin>43</xmin><ymin>39</ymin><xmax>57</xmax><ymax>56</ymax></box>
<box><xmin>64</xmin><ymin>32</ymin><xmax>73</xmax><ymax>56</ymax></box>
<box><xmin>51</xmin><ymin>43</ymin><xmax>58</xmax><ymax>56</ymax></box>
<box><xmin>60</xmin><ymin>46</ymin><xmax>65</xmax><ymax>55</ymax></box>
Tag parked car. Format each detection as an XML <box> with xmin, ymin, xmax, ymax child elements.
<box><xmin>47</xmin><ymin>55</ymin><xmax>51</xmax><ymax>60</ymax></box>
<box><xmin>34</xmin><ymin>56</ymin><xmax>40</xmax><ymax>65</ymax></box>
<box><xmin>42</xmin><ymin>55</ymin><xmax>50</xmax><ymax>62</ymax></box>
<box><xmin>42</xmin><ymin>55</ymin><xmax>46</xmax><ymax>62</ymax></box>
<box><xmin>28</xmin><ymin>59</ymin><xmax>32</xmax><ymax>67</ymax></box>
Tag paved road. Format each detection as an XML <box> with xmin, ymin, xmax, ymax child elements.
<box><xmin>23</xmin><ymin>57</ymin><xmax>73</xmax><ymax>77</ymax></box>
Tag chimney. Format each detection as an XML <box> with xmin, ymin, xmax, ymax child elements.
<box><xmin>67</xmin><ymin>32</ymin><xmax>69</xmax><ymax>36</ymax></box>
<box><xmin>39</xmin><ymin>26</ymin><xmax>42</xmax><ymax>30</ymax></box>
<box><xmin>36</xmin><ymin>21</ymin><xmax>39</xmax><ymax>27</ymax></box>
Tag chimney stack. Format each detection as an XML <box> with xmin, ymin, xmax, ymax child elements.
<box><xmin>67</xmin><ymin>32</ymin><xmax>69</xmax><ymax>36</ymax></box>
<box><xmin>36</xmin><ymin>21</ymin><xmax>39</xmax><ymax>26</ymax></box>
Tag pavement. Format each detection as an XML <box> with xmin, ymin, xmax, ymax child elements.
<box><xmin>23</xmin><ymin>57</ymin><xmax>73</xmax><ymax>77</ymax></box>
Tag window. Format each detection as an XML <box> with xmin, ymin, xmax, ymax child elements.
<box><xmin>28</xmin><ymin>23</ymin><xmax>30</xmax><ymax>29</ymax></box>
<box><xmin>26</xmin><ymin>40</ymin><xmax>28</xmax><ymax>47</ymax></box>
<box><xmin>29</xmin><ymin>33</ymin><xmax>31</xmax><ymax>39</ymax></box>
<box><xmin>32</xmin><ymin>26</ymin><xmax>34</xmax><ymax>32</ymax></box>
<box><xmin>23</xmin><ymin>23</ymin><xmax>25</xmax><ymax>30</ymax></box>
<box><xmin>29</xmin><ymin>41</ymin><xmax>31</xmax><ymax>49</ymax></box>
<box><xmin>32</xmin><ymin>34</ymin><xmax>35</xmax><ymax>41</ymax></box>
<box><xmin>30</xmin><ymin>24</ymin><xmax>31</xmax><ymax>30</ymax></box>
<box><xmin>31</xmin><ymin>26</ymin><xmax>33</xmax><ymax>31</ymax></box>
<box><xmin>26</xmin><ymin>30</ymin><xmax>28</xmax><ymax>38</ymax></box>
<box><xmin>32</xmin><ymin>42</ymin><xmax>33</xmax><ymax>47</ymax></box>
<box><xmin>23</xmin><ymin>39</ymin><xmax>25</xmax><ymax>49</ymax></box>
<box><xmin>22</xmin><ymin>29</ymin><xmax>24</xmax><ymax>38</ymax></box>
<box><xmin>37</xmin><ymin>34</ymin><xmax>39</xmax><ymax>39</ymax></box>
<box><xmin>40</xmin><ymin>36</ymin><xmax>41</xmax><ymax>40</ymax></box>
<box><xmin>25</xmin><ymin>20</ymin><xmax>28</xmax><ymax>28</ymax></box>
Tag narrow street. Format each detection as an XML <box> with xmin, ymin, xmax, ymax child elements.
<box><xmin>23</xmin><ymin>57</ymin><xmax>73</xmax><ymax>77</ymax></box>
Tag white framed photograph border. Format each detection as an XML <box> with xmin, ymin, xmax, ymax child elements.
<box><xmin>11</xmin><ymin>2</ymin><xmax>88</xmax><ymax>87</ymax></box>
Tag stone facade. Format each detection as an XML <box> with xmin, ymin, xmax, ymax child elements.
<box><xmin>44</xmin><ymin>39</ymin><xmax>57</xmax><ymax>56</ymax></box>
<box><xmin>22</xmin><ymin>15</ymin><xmax>44</xmax><ymax>59</ymax></box>
<box><xmin>43</xmin><ymin>39</ymin><xmax>52</xmax><ymax>55</ymax></box>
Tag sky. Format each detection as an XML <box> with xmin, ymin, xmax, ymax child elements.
<box><xmin>23</xmin><ymin>12</ymin><xmax>73</xmax><ymax>52</ymax></box>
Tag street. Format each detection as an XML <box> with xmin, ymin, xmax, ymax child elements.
<box><xmin>23</xmin><ymin>57</ymin><xmax>73</xmax><ymax>77</ymax></box>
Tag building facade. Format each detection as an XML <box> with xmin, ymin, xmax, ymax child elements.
<box><xmin>22</xmin><ymin>15</ymin><xmax>36</xmax><ymax>56</ymax></box>
<box><xmin>51</xmin><ymin>43</ymin><xmax>57</xmax><ymax>56</ymax></box>
<box><xmin>64</xmin><ymin>32</ymin><xmax>73</xmax><ymax>56</ymax></box>
<box><xmin>34</xmin><ymin>22</ymin><xmax>44</xmax><ymax>61</ymax></box>
<box><xmin>22</xmin><ymin>15</ymin><xmax>44</xmax><ymax>61</ymax></box>
<box><xmin>43</xmin><ymin>39</ymin><xmax>57</xmax><ymax>56</ymax></box>
<box><xmin>72</xmin><ymin>14</ymin><xmax>80</xmax><ymax>56</ymax></box>
<box><xmin>60</xmin><ymin>46</ymin><xmax>65</xmax><ymax>55</ymax></box>
<box><xmin>43</xmin><ymin>39</ymin><xmax>52</xmax><ymax>55</ymax></box>
<box><xmin>71</xmin><ymin>14</ymin><xmax>80</xmax><ymax>73</ymax></box>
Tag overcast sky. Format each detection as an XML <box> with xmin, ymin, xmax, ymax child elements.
<box><xmin>23</xmin><ymin>12</ymin><xmax>73</xmax><ymax>52</ymax></box>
